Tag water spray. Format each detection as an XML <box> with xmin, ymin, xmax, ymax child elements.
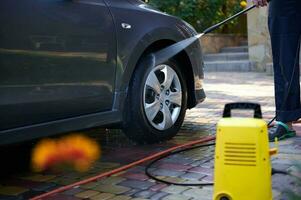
<box><xmin>153</xmin><ymin>3</ymin><xmax>257</xmax><ymax>65</ymax></box>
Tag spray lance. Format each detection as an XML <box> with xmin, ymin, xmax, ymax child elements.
<box><xmin>153</xmin><ymin>2</ymin><xmax>262</xmax><ymax>66</ymax></box>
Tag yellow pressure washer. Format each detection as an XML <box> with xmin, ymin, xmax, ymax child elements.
<box><xmin>213</xmin><ymin>103</ymin><xmax>278</xmax><ymax>200</ymax></box>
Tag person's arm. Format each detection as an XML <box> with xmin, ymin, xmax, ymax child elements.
<box><xmin>252</xmin><ymin>0</ymin><xmax>268</xmax><ymax>7</ymax></box>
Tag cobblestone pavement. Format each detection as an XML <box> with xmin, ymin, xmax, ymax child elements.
<box><xmin>0</xmin><ymin>72</ymin><xmax>301</xmax><ymax>200</ymax></box>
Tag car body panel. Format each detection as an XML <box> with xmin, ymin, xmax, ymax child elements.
<box><xmin>0</xmin><ymin>0</ymin><xmax>116</xmax><ymax>130</ymax></box>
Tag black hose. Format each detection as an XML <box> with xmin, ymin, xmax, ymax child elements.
<box><xmin>272</xmin><ymin>168</ymin><xmax>289</xmax><ymax>175</ymax></box>
<box><xmin>268</xmin><ymin>116</ymin><xmax>276</xmax><ymax>127</ymax></box>
<box><xmin>145</xmin><ymin>141</ymin><xmax>291</xmax><ymax>186</ymax></box>
<box><xmin>145</xmin><ymin>124</ymin><xmax>292</xmax><ymax>185</ymax></box>
<box><xmin>145</xmin><ymin>142</ymin><xmax>215</xmax><ymax>186</ymax></box>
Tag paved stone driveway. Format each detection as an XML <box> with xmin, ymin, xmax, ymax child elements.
<box><xmin>0</xmin><ymin>72</ymin><xmax>300</xmax><ymax>200</ymax></box>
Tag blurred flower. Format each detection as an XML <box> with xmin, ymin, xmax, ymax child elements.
<box><xmin>32</xmin><ymin>134</ymin><xmax>100</xmax><ymax>172</ymax></box>
<box><xmin>240</xmin><ymin>1</ymin><xmax>247</xmax><ymax>8</ymax></box>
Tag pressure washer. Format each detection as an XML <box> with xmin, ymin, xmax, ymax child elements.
<box><xmin>144</xmin><ymin>103</ymin><xmax>281</xmax><ymax>200</ymax></box>
<box><xmin>213</xmin><ymin>103</ymin><xmax>278</xmax><ymax>200</ymax></box>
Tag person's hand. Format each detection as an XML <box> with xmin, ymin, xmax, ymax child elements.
<box><xmin>252</xmin><ymin>0</ymin><xmax>268</xmax><ymax>7</ymax></box>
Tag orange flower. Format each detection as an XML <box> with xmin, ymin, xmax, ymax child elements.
<box><xmin>31</xmin><ymin>134</ymin><xmax>100</xmax><ymax>172</ymax></box>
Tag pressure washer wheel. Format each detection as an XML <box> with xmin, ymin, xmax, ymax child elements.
<box><xmin>220</xmin><ymin>197</ymin><xmax>230</xmax><ymax>200</ymax></box>
<box><xmin>123</xmin><ymin>56</ymin><xmax>187</xmax><ymax>144</ymax></box>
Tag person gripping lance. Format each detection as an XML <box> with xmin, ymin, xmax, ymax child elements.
<box><xmin>253</xmin><ymin>0</ymin><xmax>301</xmax><ymax>141</ymax></box>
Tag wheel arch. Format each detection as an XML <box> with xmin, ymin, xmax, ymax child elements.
<box><xmin>129</xmin><ymin>39</ymin><xmax>196</xmax><ymax>109</ymax></box>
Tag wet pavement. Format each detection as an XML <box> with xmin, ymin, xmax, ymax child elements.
<box><xmin>0</xmin><ymin>72</ymin><xmax>301</xmax><ymax>200</ymax></box>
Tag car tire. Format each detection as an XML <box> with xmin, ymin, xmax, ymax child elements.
<box><xmin>123</xmin><ymin>54</ymin><xmax>187</xmax><ymax>144</ymax></box>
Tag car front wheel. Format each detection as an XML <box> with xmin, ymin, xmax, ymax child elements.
<box><xmin>123</xmin><ymin>55</ymin><xmax>187</xmax><ymax>144</ymax></box>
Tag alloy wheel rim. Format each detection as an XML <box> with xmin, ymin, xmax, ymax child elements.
<box><xmin>143</xmin><ymin>64</ymin><xmax>182</xmax><ymax>131</ymax></box>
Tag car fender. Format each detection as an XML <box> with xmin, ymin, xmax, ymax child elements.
<box><xmin>113</xmin><ymin>27</ymin><xmax>204</xmax><ymax>112</ymax></box>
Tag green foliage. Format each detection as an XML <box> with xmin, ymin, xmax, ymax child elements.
<box><xmin>149</xmin><ymin>0</ymin><xmax>242</xmax><ymax>33</ymax></box>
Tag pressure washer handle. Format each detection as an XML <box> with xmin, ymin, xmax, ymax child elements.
<box><xmin>223</xmin><ymin>102</ymin><xmax>262</xmax><ymax>119</ymax></box>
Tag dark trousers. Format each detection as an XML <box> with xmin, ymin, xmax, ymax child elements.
<box><xmin>268</xmin><ymin>0</ymin><xmax>301</xmax><ymax>122</ymax></box>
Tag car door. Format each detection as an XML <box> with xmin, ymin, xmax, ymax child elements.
<box><xmin>0</xmin><ymin>0</ymin><xmax>116</xmax><ymax>130</ymax></box>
